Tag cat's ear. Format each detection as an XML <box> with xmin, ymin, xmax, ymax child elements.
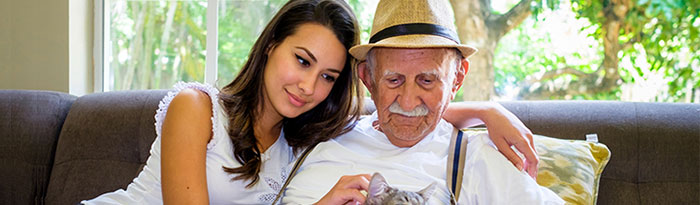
<box><xmin>367</xmin><ymin>172</ymin><xmax>388</xmax><ymax>198</ymax></box>
<box><xmin>417</xmin><ymin>182</ymin><xmax>437</xmax><ymax>200</ymax></box>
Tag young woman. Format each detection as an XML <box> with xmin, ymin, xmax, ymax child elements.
<box><xmin>84</xmin><ymin>0</ymin><xmax>537</xmax><ymax>204</ymax></box>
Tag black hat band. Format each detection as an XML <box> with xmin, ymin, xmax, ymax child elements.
<box><xmin>369</xmin><ymin>23</ymin><xmax>461</xmax><ymax>44</ymax></box>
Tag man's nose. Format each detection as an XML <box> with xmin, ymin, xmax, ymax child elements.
<box><xmin>397</xmin><ymin>82</ymin><xmax>423</xmax><ymax>111</ymax></box>
<box><xmin>298</xmin><ymin>71</ymin><xmax>316</xmax><ymax>96</ymax></box>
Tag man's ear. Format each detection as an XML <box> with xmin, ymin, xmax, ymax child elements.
<box><xmin>358</xmin><ymin>61</ymin><xmax>373</xmax><ymax>90</ymax></box>
<box><xmin>450</xmin><ymin>59</ymin><xmax>468</xmax><ymax>99</ymax></box>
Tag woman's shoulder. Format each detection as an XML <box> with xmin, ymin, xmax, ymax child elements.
<box><xmin>155</xmin><ymin>82</ymin><xmax>223</xmax><ymax>137</ymax></box>
<box><xmin>169</xmin><ymin>89</ymin><xmax>213</xmax><ymax>117</ymax></box>
<box><xmin>160</xmin><ymin>82</ymin><xmax>220</xmax><ymax>108</ymax></box>
<box><xmin>167</xmin><ymin>82</ymin><xmax>220</xmax><ymax>106</ymax></box>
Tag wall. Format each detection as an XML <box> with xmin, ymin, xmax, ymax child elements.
<box><xmin>0</xmin><ymin>0</ymin><xmax>92</xmax><ymax>95</ymax></box>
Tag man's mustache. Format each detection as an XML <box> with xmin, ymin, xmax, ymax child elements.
<box><xmin>388</xmin><ymin>101</ymin><xmax>429</xmax><ymax>117</ymax></box>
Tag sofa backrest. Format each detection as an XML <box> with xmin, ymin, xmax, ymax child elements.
<box><xmin>5</xmin><ymin>89</ymin><xmax>696</xmax><ymax>204</ymax></box>
<box><xmin>500</xmin><ymin>101</ymin><xmax>700</xmax><ymax>204</ymax></box>
<box><xmin>0</xmin><ymin>90</ymin><xmax>76</xmax><ymax>204</ymax></box>
<box><xmin>45</xmin><ymin>90</ymin><xmax>168</xmax><ymax>205</ymax></box>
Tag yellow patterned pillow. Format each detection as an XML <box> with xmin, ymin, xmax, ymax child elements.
<box><xmin>533</xmin><ymin>134</ymin><xmax>611</xmax><ymax>205</ymax></box>
<box><xmin>461</xmin><ymin>128</ymin><xmax>611</xmax><ymax>205</ymax></box>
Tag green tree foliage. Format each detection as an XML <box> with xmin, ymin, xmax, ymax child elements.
<box><xmin>347</xmin><ymin>0</ymin><xmax>378</xmax><ymax>42</ymax></box>
<box><xmin>217</xmin><ymin>0</ymin><xmax>288</xmax><ymax>87</ymax></box>
<box><xmin>217</xmin><ymin>0</ymin><xmax>377</xmax><ymax>87</ymax></box>
<box><xmin>109</xmin><ymin>1</ymin><xmax>208</xmax><ymax>90</ymax></box>
<box><xmin>110</xmin><ymin>0</ymin><xmax>373</xmax><ymax>89</ymax></box>
<box><xmin>493</xmin><ymin>0</ymin><xmax>699</xmax><ymax>102</ymax></box>
<box><xmin>108</xmin><ymin>0</ymin><xmax>697</xmax><ymax>102</ymax></box>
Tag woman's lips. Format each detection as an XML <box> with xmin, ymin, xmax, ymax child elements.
<box><xmin>286</xmin><ymin>89</ymin><xmax>307</xmax><ymax>107</ymax></box>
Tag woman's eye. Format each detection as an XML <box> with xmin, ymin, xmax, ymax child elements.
<box><xmin>295</xmin><ymin>54</ymin><xmax>310</xmax><ymax>67</ymax></box>
<box><xmin>321</xmin><ymin>74</ymin><xmax>337</xmax><ymax>82</ymax></box>
<box><xmin>296</xmin><ymin>55</ymin><xmax>310</xmax><ymax>67</ymax></box>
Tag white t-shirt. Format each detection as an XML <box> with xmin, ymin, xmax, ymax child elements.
<box><xmin>83</xmin><ymin>82</ymin><xmax>296</xmax><ymax>204</ymax></box>
<box><xmin>283</xmin><ymin>112</ymin><xmax>564</xmax><ymax>204</ymax></box>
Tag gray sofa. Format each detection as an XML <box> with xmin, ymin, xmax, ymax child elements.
<box><xmin>1</xmin><ymin>89</ymin><xmax>698</xmax><ymax>204</ymax></box>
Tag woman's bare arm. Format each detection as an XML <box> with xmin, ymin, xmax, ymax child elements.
<box><xmin>161</xmin><ymin>89</ymin><xmax>213</xmax><ymax>204</ymax></box>
<box><xmin>443</xmin><ymin>102</ymin><xmax>539</xmax><ymax>178</ymax></box>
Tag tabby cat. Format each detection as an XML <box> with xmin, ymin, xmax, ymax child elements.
<box><xmin>364</xmin><ymin>173</ymin><xmax>436</xmax><ymax>205</ymax></box>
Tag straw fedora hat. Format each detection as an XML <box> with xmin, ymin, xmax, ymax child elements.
<box><xmin>349</xmin><ymin>0</ymin><xmax>477</xmax><ymax>61</ymax></box>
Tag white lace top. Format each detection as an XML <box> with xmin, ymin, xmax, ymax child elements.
<box><xmin>83</xmin><ymin>82</ymin><xmax>296</xmax><ymax>204</ymax></box>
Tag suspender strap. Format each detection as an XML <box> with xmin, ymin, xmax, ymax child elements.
<box><xmin>272</xmin><ymin>143</ymin><xmax>318</xmax><ymax>205</ymax></box>
<box><xmin>446</xmin><ymin>128</ymin><xmax>467</xmax><ymax>204</ymax></box>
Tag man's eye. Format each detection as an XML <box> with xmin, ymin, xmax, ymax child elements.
<box><xmin>385</xmin><ymin>77</ymin><xmax>404</xmax><ymax>88</ymax></box>
<box><xmin>295</xmin><ymin>54</ymin><xmax>310</xmax><ymax>67</ymax></box>
<box><xmin>418</xmin><ymin>75</ymin><xmax>436</xmax><ymax>85</ymax></box>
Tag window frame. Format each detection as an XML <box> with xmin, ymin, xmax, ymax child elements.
<box><xmin>93</xmin><ymin>0</ymin><xmax>219</xmax><ymax>92</ymax></box>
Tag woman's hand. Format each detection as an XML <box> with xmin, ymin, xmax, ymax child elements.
<box><xmin>315</xmin><ymin>174</ymin><xmax>372</xmax><ymax>205</ymax></box>
<box><xmin>480</xmin><ymin>103</ymin><xmax>538</xmax><ymax>178</ymax></box>
<box><xmin>443</xmin><ymin>102</ymin><xmax>539</xmax><ymax>178</ymax></box>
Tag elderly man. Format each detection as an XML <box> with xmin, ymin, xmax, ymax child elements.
<box><xmin>282</xmin><ymin>0</ymin><xmax>564</xmax><ymax>204</ymax></box>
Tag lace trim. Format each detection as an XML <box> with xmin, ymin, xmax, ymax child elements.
<box><xmin>154</xmin><ymin>81</ymin><xmax>222</xmax><ymax>150</ymax></box>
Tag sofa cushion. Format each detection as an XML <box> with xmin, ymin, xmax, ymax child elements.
<box><xmin>500</xmin><ymin>101</ymin><xmax>699</xmax><ymax>204</ymax></box>
<box><xmin>0</xmin><ymin>90</ymin><xmax>76</xmax><ymax>204</ymax></box>
<box><xmin>461</xmin><ymin>128</ymin><xmax>611</xmax><ymax>204</ymax></box>
<box><xmin>533</xmin><ymin>134</ymin><xmax>610</xmax><ymax>204</ymax></box>
<box><xmin>45</xmin><ymin>90</ymin><xmax>168</xmax><ymax>205</ymax></box>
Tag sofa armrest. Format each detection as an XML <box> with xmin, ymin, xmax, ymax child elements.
<box><xmin>0</xmin><ymin>90</ymin><xmax>76</xmax><ymax>204</ymax></box>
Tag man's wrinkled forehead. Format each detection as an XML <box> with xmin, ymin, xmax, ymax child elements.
<box><xmin>381</xmin><ymin>69</ymin><xmax>441</xmax><ymax>78</ymax></box>
<box><xmin>373</xmin><ymin>48</ymin><xmax>455</xmax><ymax>68</ymax></box>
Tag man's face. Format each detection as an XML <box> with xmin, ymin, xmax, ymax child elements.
<box><xmin>359</xmin><ymin>48</ymin><xmax>466</xmax><ymax>147</ymax></box>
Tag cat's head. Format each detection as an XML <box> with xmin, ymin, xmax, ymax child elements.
<box><xmin>364</xmin><ymin>172</ymin><xmax>437</xmax><ymax>205</ymax></box>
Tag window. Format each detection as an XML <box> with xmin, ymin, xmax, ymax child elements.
<box><xmin>216</xmin><ymin>0</ymin><xmax>288</xmax><ymax>87</ymax></box>
<box><xmin>96</xmin><ymin>0</ymin><xmax>375</xmax><ymax>91</ymax></box>
<box><xmin>95</xmin><ymin>0</ymin><xmax>278</xmax><ymax>91</ymax></box>
<box><xmin>97</xmin><ymin>0</ymin><xmax>209</xmax><ymax>91</ymax></box>
<box><xmin>95</xmin><ymin>0</ymin><xmax>698</xmax><ymax>102</ymax></box>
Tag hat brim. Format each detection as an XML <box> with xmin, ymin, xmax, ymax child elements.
<box><xmin>349</xmin><ymin>34</ymin><xmax>477</xmax><ymax>61</ymax></box>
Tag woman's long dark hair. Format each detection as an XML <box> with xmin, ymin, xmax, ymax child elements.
<box><xmin>218</xmin><ymin>0</ymin><xmax>362</xmax><ymax>187</ymax></box>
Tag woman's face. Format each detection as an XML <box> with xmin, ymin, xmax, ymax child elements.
<box><xmin>263</xmin><ymin>23</ymin><xmax>347</xmax><ymax>119</ymax></box>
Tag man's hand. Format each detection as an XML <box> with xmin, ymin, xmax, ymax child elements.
<box><xmin>481</xmin><ymin>103</ymin><xmax>538</xmax><ymax>179</ymax></box>
<box><xmin>315</xmin><ymin>174</ymin><xmax>372</xmax><ymax>205</ymax></box>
